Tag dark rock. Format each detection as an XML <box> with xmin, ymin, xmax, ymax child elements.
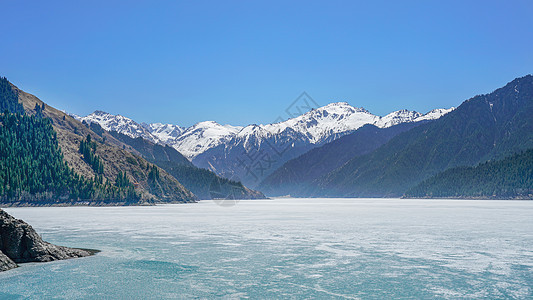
<box><xmin>0</xmin><ymin>250</ymin><xmax>17</xmax><ymax>271</ymax></box>
<box><xmin>0</xmin><ymin>209</ymin><xmax>93</xmax><ymax>271</ymax></box>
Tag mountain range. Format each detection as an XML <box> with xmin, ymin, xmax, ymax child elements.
<box><xmin>257</xmin><ymin>121</ymin><xmax>428</xmax><ymax>196</ymax></box>
<box><xmin>74</xmin><ymin>103</ymin><xmax>454</xmax><ymax>187</ymax></box>
<box><xmin>310</xmin><ymin>75</ymin><xmax>533</xmax><ymax>197</ymax></box>
<box><xmin>0</xmin><ymin>77</ymin><xmax>263</xmax><ymax>205</ymax></box>
<box><xmin>2</xmin><ymin>74</ymin><xmax>532</xmax><ymax>202</ymax></box>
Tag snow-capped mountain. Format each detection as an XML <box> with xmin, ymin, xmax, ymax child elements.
<box><xmin>412</xmin><ymin>107</ymin><xmax>455</xmax><ymax>122</ymax></box>
<box><xmin>158</xmin><ymin>121</ymin><xmax>243</xmax><ymax>159</ymax></box>
<box><xmin>191</xmin><ymin>102</ymin><xmax>454</xmax><ymax>187</ymax></box>
<box><xmin>73</xmin><ymin>111</ymin><xmax>160</xmax><ymax>144</ymax></box>
<box><xmin>235</xmin><ymin>103</ymin><xmax>378</xmax><ymax>147</ymax></box>
<box><xmin>73</xmin><ymin>102</ymin><xmax>453</xmax><ymax>187</ymax></box>
<box><xmin>142</xmin><ymin>123</ymin><xmax>185</xmax><ymax>144</ymax></box>
<box><xmin>223</xmin><ymin>102</ymin><xmax>453</xmax><ymax>151</ymax></box>
<box><xmin>375</xmin><ymin>109</ymin><xmax>422</xmax><ymax>128</ymax></box>
<box><xmin>73</xmin><ymin>110</ymin><xmax>242</xmax><ymax>159</ymax></box>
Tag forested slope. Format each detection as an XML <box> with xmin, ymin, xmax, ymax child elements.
<box><xmin>314</xmin><ymin>75</ymin><xmax>533</xmax><ymax>197</ymax></box>
<box><xmin>0</xmin><ymin>77</ymin><xmax>196</xmax><ymax>205</ymax></box>
<box><xmin>405</xmin><ymin>149</ymin><xmax>533</xmax><ymax>199</ymax></box>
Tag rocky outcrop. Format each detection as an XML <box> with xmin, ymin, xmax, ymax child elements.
<box><xmin>0</xmin><ymin>251</ymin><xmax>17</xmax><ymax>271</ymax></box>
<box><xmin>0</xmin><ymin>209</ymin><xmax>94</xmax><ymax>272</ymax></box>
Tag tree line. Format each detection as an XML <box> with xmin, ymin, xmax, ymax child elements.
<box><xmin>0</xmin><ymin>111</ymin><xmax>140</xmax><ymax>204</ymax></box>
<box><xmin>405</xmin><ymin>149</ymin><xmax>533</xmax><ymax>199</ymax></box>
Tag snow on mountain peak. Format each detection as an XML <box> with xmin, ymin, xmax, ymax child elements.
<box><xmin>232</xmin><ymin>102</ymin><xmax>377</xmax><ymax>145</ymax></box>
<box><xmin>236</xmin><ymin>102</ymin><xmax>372</xmax><ymax>144</ymax></box>
<box><xmin>72</xmin><ymin>102</ymin><xmax>454</xmax><ymax>160</ymax></box>
<box><xmin>143</xmin><ymin>122</ymin><xmax>185</xmax><ymax>144</ymax></box>
<box><xmin>160</xmin><ymin>121</ymin><xmax>243</xmax><ymax>159</ymax></box>
<box><xmin>414</xmin><ymin>107</ymin><xmax>456</xmax><ymax>122</ymax></box>
<box><xmin>375</xmin><ymin>109</ymin><xmax>423</xmax><ymax>128</ymax></box>
<box><xmin>198</xmin><ymin>102</ymin><xmax>454</xmax><ymax>152</ymax></box>
<box><xmin>318</xmin><ymin>102</ymin><xmax>370</xmax><ymax>114</ymax></box>
<box><xmin>76</xmin><ymin>110</ymin><xmax>160</xmax><ymax>144</ymax></box>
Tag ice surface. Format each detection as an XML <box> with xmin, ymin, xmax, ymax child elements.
<box><xmin>2</xmin><ymin>198</ymin><xmax>531</xmax><ymax>298</ymax></box>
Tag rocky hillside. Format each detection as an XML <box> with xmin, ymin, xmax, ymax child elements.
<box><xmin>0</xmin><ymin>209</ymin><xmax>93</xmax><ymax>272</ymax></box>
<box><xmin>108</xmin><ymin>129</ymin><xmax>265</xmax><ymax>200</ymax></box>
<box><xmin>3</xmin><ymin>80</ymin><xmax>196</xmax><ymax>204</ymax></box>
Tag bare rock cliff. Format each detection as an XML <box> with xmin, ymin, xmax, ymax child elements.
<box><xmin>0</xmin><ymin>209</ymin><xmax>94</xmax><ymax>271</ymax></box>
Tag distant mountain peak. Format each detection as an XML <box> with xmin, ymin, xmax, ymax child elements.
<box><xmin>76</xmin><ymin>110</ymin><xmax>161</xmax><ymax>144</ymax></box>
<box><xmin>92</xmin><ymin>110</ymin><xmax>109</xmax><ymax>115</ymax></box>
<box><xmin>196</xmin><ymin>120</ymin><xmax>218</xmax><ymax>126</ymax></box>
<box><xmin>414</xmin><ymin>107</ymin><xmax>456</xmax><ymax>122</ymax></box>
<box><xmin>73</xmin><ymin>101</ymin><xmax>453</xmax><ymax>161</ymax></box>
<box><xmin>318</xmin><ymin>101</ymin><xmax>370</xmax><ymax>114</ymax></box>
<box><xmin>158</xmin><ymin>120</ymin><xmax>243</xmax><ymax>159</ymax></box>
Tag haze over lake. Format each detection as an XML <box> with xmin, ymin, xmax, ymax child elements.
<box><xmin>1</xmin><ymin>199</ymin><xmax>532</xmax><ymax>299</ymax></box>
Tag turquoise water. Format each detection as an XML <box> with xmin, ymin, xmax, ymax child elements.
<box><xmin>1</xmin><ymin>199</ymin><xmax>532</xmax><ymax>299</ymax></box>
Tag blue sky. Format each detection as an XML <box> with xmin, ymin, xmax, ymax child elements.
<box><xmin>1</xmin><ymin>0</ymin><xmax>532</xmax><ymax>126</ymax></box>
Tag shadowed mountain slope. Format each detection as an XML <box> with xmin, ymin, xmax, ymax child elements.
<box><xmin>314</xmin><ymin>75</ymin><xmax>533</xmax><ymax>197</ymax></box>
<box><xmin>258</xmin><ymin>122</ymin><xmax>425</xmax><ymax>196</ymax></box>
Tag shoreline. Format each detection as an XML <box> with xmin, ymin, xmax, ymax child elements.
<box><xmin>2</xmin><ymin>197</ymin><xmax>532</xmax><ymax>208</ymax></box>
<box><xmin>0</xmin><ymin>200</ymin><xmax>197</xmax><ymax>208</ymax></box>
<box><xmin>402</xmin><ymin>196</ymin><xmax>533</xmax><ymax>201</ymax></box>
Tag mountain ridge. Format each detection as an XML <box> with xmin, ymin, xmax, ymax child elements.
<box><xmin>74</xmin><ymin>102</ymin><xmax>453</xmax><ymax>187</ymax></box>
<box><xmin>312</xmin><ymin>74</ymin><xmax>533</xmax><ymax>197</ymax></box>
<box><xmin>258</xmin><ymin>121</ymin><xmax>428</xmax><ymax>196</ymax></box>
<box><xmin>106</xmin><ymin>129</ymin><xmax>265</xmax><ymax>200</ymax></box>
<box><xmin>192</xmin><ymin>103</ymin><xmax>453</xmax><ymax>187</ymax></box>
<box><xmin>74</xmin><ymin>102</ymin><xmax>454</xmax><ymax>160</ymax></box>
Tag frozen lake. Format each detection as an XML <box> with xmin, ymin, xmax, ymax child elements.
<box><xmin>1</xmin><ymin>198</ymin><xmax>532</xmax><ymax>299</ymax></box>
